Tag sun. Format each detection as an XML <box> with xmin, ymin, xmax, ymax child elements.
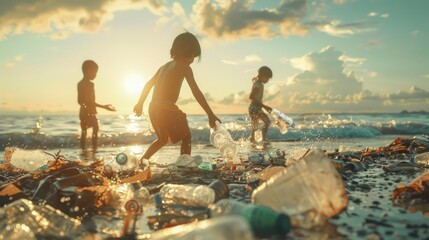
<box><xmin>124</xmin><ymin>74</ymin><xmax>145</xmax><ymax>95</ymax></box>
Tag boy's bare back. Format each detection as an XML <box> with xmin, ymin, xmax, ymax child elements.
<box><xmin>151</xmin><ymin>60</ymin><xmax>191</xmax><ymax>104</ymax></box>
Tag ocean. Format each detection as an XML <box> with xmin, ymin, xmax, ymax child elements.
<box><xmin>1</xmin><ymin>112</ymin><xmax>428</xmax><ymax>161</ymax></box>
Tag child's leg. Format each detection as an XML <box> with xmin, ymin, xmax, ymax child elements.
<box><xmin>260</xmin><ymin>111</ymin><xmax>271</xmax><ymax>141</ymax></box>
<box><xmin>142</xmin><ymin>133</ymin><xmax>168</xmax><ymax>160</ymax></box>
<box><xmin>180</xmin><ymin>134</ymin><xmax>192</xmax><ymax>155</ymax></box>
<box><xmin>249</xmin><ymin>111</ymin><xmax>259</xmax><ymax>143</ymax></box>
<box><xmin>92</xmin><ymin>122</ymin><xmax>99</xmax><ymax>150</ymax></box>
<box><xmin>80</xmin><ymin>128</ymin><xmax>87</xmax><ymax>149</ymax></box>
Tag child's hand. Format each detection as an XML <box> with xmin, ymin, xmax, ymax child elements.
<box><xmin>264</xmin><ymin>106</ymin><xmax>272</xmax><ymax>113</ymax></box>
<box><xmin>208</xmin><ymin>114</ymin><xmax>221</xmax><ymax>128</ymax></box>
<box><xmin>105</xmin><ymin>104</ymin><xmax>116</xmax><ymax>111</ymax></box>
<box><xmin>133</xmin><ymin>104</ymin><xmax>143</xmax><ymax>117</ymax></box>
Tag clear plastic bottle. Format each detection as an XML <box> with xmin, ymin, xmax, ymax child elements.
<box><xmin>251</xmin><ymin>148</ymin><xmax>348</xmax><ymax>229</ymax></box>
<box><xmin>254</xmin><ymin>129</ymin><xmax>263</xmax><ymax>143</ymax></box>
<box><xmin>115</xmin><ymin>151</ymin><xmax>139</xmax><ymax>171</ymax></box>
<box><xmin>3</xmin><ymin>147</ymin><xmax>52</xmax><ymax>172</ymax></box>
<box><xmin>106</xmin><ymin>182</ymin><xmax>150</xmax><ymax>214</ymax></box>
<box><xmin>219</xmin><ymin>141</ymin><xmax>238</xmax><ymax>159</ymax></box>
<box><xmin>258</xmin><ymin>166</ymin><xmax>285</xmax><ymax>182</ymax></box>
<box><xmin>150</xmin><ymin>216</ymin><xmax>255</xmax><ymax>240</ymax></box>
<box><xmin>159</xmin><ymin>183</ymin><xmax>216</xmax><ymax>207</ymax></box>
<box><xmin>0</xmin><ymin>199</ymin><xmax>83</xmax><ymax>239</ymax></box>
<box><xmin>208</xmin><ymin>179</ymin><xmax>230</xmax><ymax>202</ymax></box>
<box><xmin>208</xmin><ymin>199</ymin><xmax>291</xmax><ymax>238</ymax></box>
<box><xmin>210</xmin><ymin>121</ymin><xmax>233</xmax><ymax>148</ymax></box>
<box><xmin>270</xmin><ymin>109</ymin><xmax>295</xmax><ymax>134</ymax></box>
<box><xmin>414</xmin><ymin>152</ymin><xmax>429</xmax><ymax>166</ymax></box>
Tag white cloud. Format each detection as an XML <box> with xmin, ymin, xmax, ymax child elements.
<box><xmin>244</xmin><ymin>55</ymin><xmax>262</xmax><ymax>62</ymax></box>
<box><xmin>314</xmin><ymin>20</ymin><xmax>376</xmax><ymax>37</ymax></box>
<box><xmin>380</xmin><ymin>13</ymin><xmax>389</xmax><ymax>18</ymax></box>
<box><xmin>5</xmin><ymin>62</ymin><xmax>15</xmax><ymax>68</ymax></box>
<box><xmin>222</xmin><ymin>54</ymin><xmax>262</xmax><ymax>65</ymax></box>
<box><xmin>368</xmin><ymin>12</ymin><xmax>378</xmax><ymax>17</ymax></box>
<box><xmin>191</xmin><ymin>0</ymin><xmax>308</xmax><ymax>40</ymax></box>
<box><xmin>0</xmin><ymin>0</ymin><xmax>167</xmax><ymax>40</ymax></box>
<box><xmin>14</xmin><ymin>55</ymin><xmax>24</xmax><ymax>61</ymax></box>
<box><xmin>333</xmin><ymin>0</ymin><xmax>347</xmax><ymax>4</ymax></box>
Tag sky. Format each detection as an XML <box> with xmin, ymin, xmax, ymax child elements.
<box><xmin>0</xmin><ymin>0</ymin><xmax>428</xmax><ymax>115</ymax></box>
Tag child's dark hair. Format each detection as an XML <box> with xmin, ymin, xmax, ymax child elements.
<box><xmin>170</xmin><ymin>32</ymin><xmax>201</xmax><ymax>61</ymax></box>
<box><xmin>258</xmin><ymin>66</ymin><xmax>273</xmax><ymax>78</ymax></box>
<box><xmin>82</xmin><ymin>60</ymin><xmax>98</xmax><ymax>74</ymax></box>
<box><xmin>253</xmin><ymin>66</ymin><xmax>273</xmax><ymax>82</ymax></box>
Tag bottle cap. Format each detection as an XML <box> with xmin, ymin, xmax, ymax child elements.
<box><xmin>116</xmin><ymin>152</ymin><xmax>128</xmax><ymax>165</ymax></box>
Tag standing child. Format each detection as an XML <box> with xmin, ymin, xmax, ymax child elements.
<box><xmin>133</xmin><ymin>32</ymin><xmax>220</xmax><ymax>164</ymax></box>
<box><xmin>77</xmin><ymin>60</ymin><xmax>116</xmax><ymax>151</ymax></box>
<box><xmin>248</xmin><ymin>66</ymin><xmax>273</xmax><ymax>145</ymax></box>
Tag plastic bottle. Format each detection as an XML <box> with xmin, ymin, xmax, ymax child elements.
<box><xmin>0</xmin><ymin>199</ymin><xmax>83</xmax><ymax>239</ymax></box>
<box><xmin>115</xmin><ymin>151</ymin><xmax>139</xmax><ymax>171</ymax></box>
<box><xmin>209</xmin><ymin>199</ymin><xmax>291</xmax><ymax>238</ymax></box>
<box><xmin>258</xmin><ymin>166</ymin><xmax>285</xmax><ymax>182</ymax></box>
<box><xmin>106</xmin><ymin>182</ymin><xmax>150</xmax><ymax>214</ymax></box>
<box><xmin>414</xmin><ymin>152</ymin><xmax>429</xmax><ymax>166</ymax></box>
<box><xmin>254</xmin><ymin>129</ymin><xmax>263</xmax><ymax>143</ymax></box>
<box><xmin>251</xmin><ymin>148</ymin><xmax>348</xmax><ymax>228</ymax></box>
<box><xmin>176</xmin><ymin>154</ymin><xmax>201</xmax><ymax>168</ymax></box>
<box><xmin>150</xmin><ymin>216</ymin><xmax>254</xmax><ymax>240</ymax></box>
<box><xmin>245</xmin><ymin>153</ymin><xmax>271</xmax><ymax>165</ymax></box>
<box><xmin>159</xmin><ymin>184</ymin><xmax>216</xmax><ymax>207</ymax></box>
<box><xmin>210</xmin><ymin>121</ymin><xmax>233</xmax><ymax>148</ymax></box>
<box><xmin>208</xmin><ymin>179</ymin><xmax>230</xmax><ymax>202</ymax></box>
<box><xmin>3</xmin><ymin>147</ymin><xmax>52</xmax><ymax>172</ymax></box>
<box><xmin>270</xmin><ymin>109</ymin><xmax>295</xmax><ymax>134</ymax></box>
<box><xmin>219</xmin><ymin>141</ymin><xmax>238</xmax><ymax>159</ymax></box>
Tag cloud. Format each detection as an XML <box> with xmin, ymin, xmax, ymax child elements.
<box><xmin>358</xmin><ymin>39</ymin><xmax>382</xmax><ymax>49</ymax></box>
<box><xmin>222</xmin><ymin>54</ymin><xmax>262</xmax><ymax>65</ymax></box>
<box><xmin>177</xmin><ymin>92</ymin><xmax>213</xmax><ymax>105</ymax></box>
<box><xmin>0</xmin><ymin>0</ymin><xmax>167</xmax><ymax>40</ymax></box>
<box><xmin>388</xmin><ymin>86</ymin><xmax>429</xmax><ymax>102</ymax></box>
<box><xmin>311</xmin><ymin>20</ymin><xmax>376</xmax><ymax>37</ymax></box>
<box><xmin>423</xmin><ymin>74</ymin><xmax>429</xmax><ymax>79</ymax></box>
<box><xmin>191</xmin><ymin>0</ymin><xmax>308</xmax><ymax>39</ymax></box>
<box><xmin>368</xmin><ymin>12</ymin><xmax>378</xmax><ymax>17</ymax></box>
<box><xmin>333</xmin><ymin>0</ymin><xmax>347</xmax><ymax>4</ymax></box>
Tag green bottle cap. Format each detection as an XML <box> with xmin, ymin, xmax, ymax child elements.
<box><xmin>116</xmin><ymin>153</ymin><xmax>128</xmax><ymax>165</ymax></box>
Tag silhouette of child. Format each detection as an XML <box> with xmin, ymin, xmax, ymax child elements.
<box><xmin>248</xmin><ymin>66</ymin><xmax>273</xmax><ymax>145</ymax></box>
<box><xmin>134</xmin><ymin>32</ymin><xmax>220</xmax><ymax>164</ymax></box>
<box><xmin>77</xmin><ymin>60</ymin><xmax>116</xmax><ymax>151</ymax></box>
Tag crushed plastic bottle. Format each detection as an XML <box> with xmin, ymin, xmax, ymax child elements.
<box><xmin>0</xmin><ymin>199</ymin><xmax>83</xmax><ymax>239</ymax></box>
<box><xmin>414</xmin><ymin>152</ymin><xmax>429</xmax><ymax>166</ymax></box>
<box><xmin>159</xmin><ymin>184</ymin><xmax>216</xmax><ymax>207</ymax></box>
<box><xmin>210</xmin><ymin>121</ymin><xmax>233</xmax><ymax>148</ymax></box>
<box><xmin>209</xmin><ymin>199</ymin><xmax>291</xmax><ymax>238</ymax></box>
<box><xmin>106</xmin><ymin>182</ymin><xmax>150</xmax><ymax>214</ymax></box>
<box><xmin>150</xmin><ymin>216</ymin><xmax>255</xmax><ymax>240</ymax></box>
<box><xmin>270</xmin><ymin>109</ymin><xmax>295</xmax><ymax>134</ymax></box>
<box><xmin>252</xmin><ymin>148</ymin><xmax>348</xmax><ymax>228</ymax></box>
<box><xmin>176</xmin><ymin>154</ymin><xmax>201</xmax><ymax>168</ymax></box>
<box><xmin>3</xmin><ymin>147</ymin><xmax>53</xmax><ymax>172</ymax></box>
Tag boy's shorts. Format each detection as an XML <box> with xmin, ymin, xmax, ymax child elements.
<box><xmin>149</xmin><ymin>102</ymin><xmax>191</xmax><ymax>144</ymax></box>
<box><xmin>79</xmin><ymin>109</ymin><xmax>98</xmax><ymax>129</ymax></box>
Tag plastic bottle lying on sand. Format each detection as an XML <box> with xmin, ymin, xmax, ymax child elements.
<box><xmin>270</xmin><ymin>109</ymin><xmax>295</xmax><ymax>134</ymax></box>
<box><xmin>209</xmin><ymin>199</ymin><xmax>291</xmax><ymax>238</ymax></box>
<box><xmin>103</xmin><ymin>151</ymin><xmax>139</xmax><ymax>174</ymax></box>
<box><xmin>414</xmin><ymin>152</ymin><xmax>429</xmax><ymax>166</ymax></box>
<box><xmin>3</xmin><ymin>147</ymin><xmax>53</xmax><ymax>172</ymax></box>
<box><xmin>107</xmin><ymin>182</ymin><xmax>150</xmax><ymax>214</ymax></box>
<box><xmin>0</xmin><ymin>199</ymin><xmax>83</xmax><ymax>239</ymax></box>
<box><xmin>210</xmin><ymin>121</ymin><xmax>233</xmax><ymax>148</ymax></box>
<box><xmin>159</xmin><ymin>184</ymin><xmax>216</xmax><ymax>207</ymax></box>
<box><xmin>251</xmin><ymin>148</ymin><xmax>348</xmax><ymax>228</ymax></box>
<box><xmin>208</xmin><ymin>179</ymin><xmax>230</xmax><ymax>202</ymax></box>
<box><xmin>150</xmin><ymin>216</ymin><xmax>255</xmax><ymax>240</ymax></box>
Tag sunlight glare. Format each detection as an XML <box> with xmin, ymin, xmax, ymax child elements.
<box><xmin>124</xmin><ymin>74</ymin><xmax>145</xmax><ymax>95</ymax></box>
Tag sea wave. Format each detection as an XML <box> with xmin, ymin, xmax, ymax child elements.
<box><xmin>1</xmin><ymin>122</ymin><xmax>428</xmax><ymax>150</ymax></box>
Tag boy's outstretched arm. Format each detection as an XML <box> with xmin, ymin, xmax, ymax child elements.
<box><xmin>185</xmin><ymin>67</ymin><xmax>220</xmax><ymax>128</ymax></box>
<box><xmin>133</xmin><ymin>70</ymin><xmax>158</xmax><ymax>116</ymax></box>
<box><xmin>249</xmin><ymin>88</ymin><xmax>272</xmax><ymax>112</ymax></box>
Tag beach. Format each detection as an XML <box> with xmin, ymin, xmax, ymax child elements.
<box><xmin>0</xmin><ymin>113</ymin><xmax>428</xmax><ymax>239</ymax></box>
